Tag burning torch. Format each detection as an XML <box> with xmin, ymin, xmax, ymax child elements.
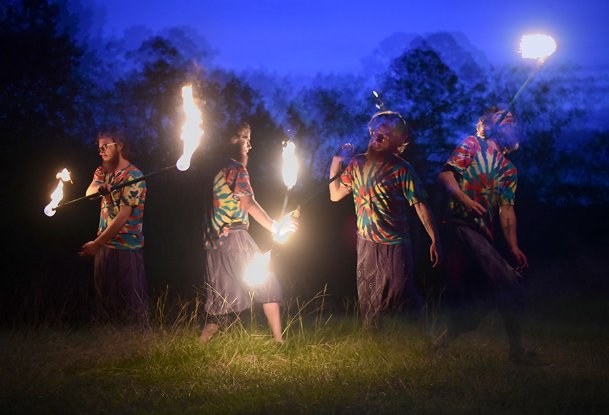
<box><xmin>43</xmin><ymin>168</ymin><xmax>72</xmax><ymax>217</ymax></box>
<box><xmin>176</xmin><ymin>85</ymin><xmax>204</xmax><ymax>171</ymax></box>
<box><xmin>273</xmin><ymin>140</ymin><xmax>300</xmax><ymax>244</ymax></box>
<box><xmin>491</xmin><ymin>34</ymin><xmax>558</xmax><ymax>130</ymax></box>
<box><xmin>47</xmin><ymin>85</ymin><xmax>204</xmax><ymax>214</ymax></box>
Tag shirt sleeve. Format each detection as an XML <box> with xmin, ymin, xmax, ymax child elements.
<box><xmin>339</xmin><ymin>159</ymin><xmax>355</xmax><ymax>192</ymax></box>
<box><xmin>229</xmin><ymin>165</ymin><xmax>254</xmax><ymax>197</ymax></box>
<box><xmin>92</xmin><ymin>166</ymin><xmax>105</xmax><ymax>184</ymax></box>
<box><xmin>401</xmin><ymin>163</ymin><xmax>427</xmax><ymax>206</ymax></box>
<box><xmin>500</xmin><ymin>164</ymin><xmax>518</xmax><ymax>206</ymax></box>
<box><xmin>445</xmin><ymin>136</ymin><xmax>478</xmax><ymax>176</ymax></box>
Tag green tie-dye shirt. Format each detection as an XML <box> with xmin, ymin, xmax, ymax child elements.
<box><xmin>445</xmin><ymin>135</ymin><xmax>517</xmax><ymax>240</ymax></box>
<box><xmin>340</xmin><ymin>154</ymin><xmax>426</xmax><ymax>244</ymax></box>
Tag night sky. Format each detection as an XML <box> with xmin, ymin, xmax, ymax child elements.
<box><xmin>95</xmin><ymin>0</ymin><xmax>609</xmax><ymax>76</ymax></box>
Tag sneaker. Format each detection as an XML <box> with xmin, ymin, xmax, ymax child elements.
<box><xmin>508</xmin><ymin>349</ymin><xmax>552</xmax><ymax>367</ymax></box>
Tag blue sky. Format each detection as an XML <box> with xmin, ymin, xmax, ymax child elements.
<box><xmin>95</xmin><ymin>0</ymin><xmax>609</xmax><ymax>76</ymax></box>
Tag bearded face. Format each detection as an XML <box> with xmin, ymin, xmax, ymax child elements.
<box><xmin>478</xmin><ymin>111</ymin><xmax>521</xmax><ymax>154</ymax></box>
<box><xmin>98</xmin><ymin>137</ymin><xmax>120</xmax><ymax>172</ymax></box>
<box><xmin>229</xmin><ymin>128</ymin><xmax>252</xmax><ymax>165</ymax></box>
<box><xmin>367</xmin><ymin>124</ymin><xmax>406</xmax><ymax>158</ymax></box>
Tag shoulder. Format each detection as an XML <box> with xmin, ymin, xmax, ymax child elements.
<box><xmin>125</xmin><ymin>164</ymin><xmax>144</xmax><ymax>177</ymax></box>
<box><xmin>345</xmin><ymin>153</ymin><xmax>367</xmax><ymax>170</ymax></box>
<box><xmin>227</xmin><ymin>159</ymin><xmax>248</xmax><ymax>172</ymax></box>
<box><xmin>459</xmin><ymin>135</ymin><xmax>482</xmax><ymax>150</ymax></box>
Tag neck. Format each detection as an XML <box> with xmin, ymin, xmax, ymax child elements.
<box><xmin>116</xmin><ymin>157</ymin><xmax>129</xmax><ymax>171</ymax></box>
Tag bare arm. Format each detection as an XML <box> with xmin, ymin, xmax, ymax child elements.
<box><xmin>329</xmin><ymin>156</ymin><xmax>351</xmax><ymax>202</ymax></box>
<box><xmin>86</xmin><ymin>167</ymin><xmax>110</xmax><ymax>197</ymax></box>
<box><xmin>499</xmin><ymin>204</ymin><xmax>528</xmax><ymax>271</ymax></box>
<box><xmin>79</xmin><ymin>205</ymin><xmax>133</xmax><ymax>256</ymax></box>
<box><xmin>414</xmin><ymin>202</ymin><xmax>442</xmax><ymax>268</ymax></box>
<box><xmin>85</xmin><ymin>180</ymin><xmax>111</xmax><ymax>197</ymax></box>
<box><xmin>438</xmin><ymin>170</ymin><xmax>487</xmax><ymax>216</ymax></box>
<box><xmin>239</xmin><ymin>194</ymin><xmax>275</xmax><ymax>232</ymax></box>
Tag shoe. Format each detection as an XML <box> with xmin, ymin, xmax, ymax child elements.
<box><xmin>508</xmin><ymin>349</ymin><xmax>552</xmax><ymax>367</ymax></box>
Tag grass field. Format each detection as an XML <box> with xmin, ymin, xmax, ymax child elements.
<box><xmin>1</xmin><ymin>292</ymin><xmax>608</xmax><ymax>415</ymax></box>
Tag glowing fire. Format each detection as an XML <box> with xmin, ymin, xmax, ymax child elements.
<box><xmin>44</xmin><ymin>168</ymin><xmax>72</xmax><ymax>217</ymax></box>
<box><xmin>272</xmin><ymin>208</ymin><xmax>299</xmax><ymax>244</ymax></box>
<box><xmin>519</xmin><ymin>34</ymin><xmax>557</xmax><ymax>61</ymax></box>
<box><xmin>176</xmin><ymin>85</ymin><xmax>204</xmax><ymax>171</ymax></box>
<box><xmin>243</xmin><ymin>250</ymin><xmax>271</xmax><ymax>286</ymax></box>
<box><xmin>281</xmin><ymin>141</ymin><xmax>298</xmax><ymax>190</ymax></box>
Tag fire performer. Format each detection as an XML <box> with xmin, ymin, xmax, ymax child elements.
<box><xmin>199</xmin><ymin>121</ymin><xmax>296</xmax><ymax>343</ymax></box>
<box><xmin>329</xmin><ymin>111</ymin><xmax>441</xmax><ymax>328</ymax></box>
<box><xmin>79</xmin><ymin>128</ymin><xmax>148</xmax><ymax>326</ymax></box>
<box><xmin>431</xmin><ymin>106</ymin><xmax>546</xmax><ymax>366</ymax></box>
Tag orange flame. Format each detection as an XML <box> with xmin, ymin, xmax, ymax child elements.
<box><xmin>176</xmin><ymin>85</ymin><xmax>204</xmax><ymax>171</ymax></box>
<box><xmin>44</xmin><ymin>168</ymin><xmax>72</xmax><ymax>217</ymax></box>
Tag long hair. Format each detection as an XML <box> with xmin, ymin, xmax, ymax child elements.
<box><xmin>201</xmin><ymin>121</ymin><xmax>251</xmax><ymax>245</ymax></box>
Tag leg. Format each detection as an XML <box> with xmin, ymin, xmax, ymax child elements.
<box><xmin>262</xmin><ymin>302</ymin><xmax>284</xmax><ymax>343</ymax></box>
<box><xmin>199</xmin><ymin>322</ymin><xmax>220</xmax><ymax>343</ymax></box>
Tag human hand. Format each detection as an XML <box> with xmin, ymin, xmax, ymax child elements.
<box><xmin>465</xmin><ymin>198</ymin><xmax>487</xmax><ymax>216</ymax></box>
<box><xmin>272</xmin><ymin>212</ymin><xmax>299</xmax><ymax>243</ymax></box>
<box><xmin>97</xmin><ymin>184</ymin><xmax>112</xmax><ymax>196</ymax></box>
<box><xmin>511</xmin><ymin>246</ymin><xmax>529</xmax><ymax>272</ymax></box>
<box><xmin>333</xmin><ymin>143</ymin><xmax>354</xmax><ymax>162</ymax></box>
<box><xmin>429</xmin><ymin>241</ymin><xmax>442</xmax><ymax>268</ymax></box>
<box><xmin>79</xmin><ymin>240</ymin><xmax>100</xmax><ymax>257</ymax></box>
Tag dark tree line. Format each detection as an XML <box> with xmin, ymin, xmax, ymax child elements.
<box><xmin>2</xmin><ymin>0</ymin><xmax>608</xmax><ymax>326</ymax></box>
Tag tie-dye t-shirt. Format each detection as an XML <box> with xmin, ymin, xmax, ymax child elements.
<box><xmin>93</xmin><ymin>163</ymin><xmax>146</xmax><ymax>249</ymax></box>
<box><xmin>444</xmin><ymin>135</ymin><xmax>517</xmax><ymax>240</ymax></box>
<box><xmin>206</xmin><ymin>159</ymin><xmax>253</xmax><ymax>249</ymax></box>
<box><xmin>340</xmin><ymin>154</ymin><xmax>426</xmax><ymax>244</ymax></box>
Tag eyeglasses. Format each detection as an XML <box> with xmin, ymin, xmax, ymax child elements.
<box><xmin>98</xmin><ymin>142</ymin><xmax>118</xmax><ymax>153</ymax></box>
<box><xmin>371</xmin><ymin>133</ymin><xmax>390</xmax><ymax>143</ymax></box>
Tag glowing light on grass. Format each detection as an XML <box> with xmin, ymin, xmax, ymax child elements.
<box><xmin>176</xmin><ymin>85</ymin><xmax>204</xmax><ymax>171</ymax></box>
<box><xmin>244</xmin><ymin>251</ymin><xmax>271</xmax><ymax>286</ymax></box>
<box><xmin>519</xmin><ymin>34</ymin><xmax>557</xmax><ymax>62</ymax></box>
<box><xmin>44</xmin><ymin>168</ymin><xmax>72</xmax><ymax>217</ymax></box>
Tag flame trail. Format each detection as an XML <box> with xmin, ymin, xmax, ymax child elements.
<box><xmin>44</xmin><ymin>168</ymin><xmax>72</xmax><ymax>217</ymax></box>
<box><xmin>176</xmin><ymin>85</ymin><xmax>204</xmax><ymax>171</ymax></box>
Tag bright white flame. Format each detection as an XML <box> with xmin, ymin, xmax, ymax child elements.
<box><xmin>519</xmin><ymin>34</ymin><xmax>557</xmax><ymax>61</ymax></box>
<box><xmin>56</xmin><ymin>168</ymin><xmax>71</xmax><ymax>182</ymax></box>
<box><xmin>44</xmin><ymin>168</ymin><xmax>72</xmax><ymax>217</ymax></box>
<box><xmin>272</xmin><ymin>210</ymin><xmax>298</xmax><ymax>244</ymax></box>
<box><xmin>281</xmin><ymin>141</ymin><xmax>298</xmax><ymax>190</ymax></box>
<box><xmin>176</xmin><ymin>85</ymin><xmax>204</xmax><ymax>171</ymax></box>
<box><xmin>243</xmin><ymin>251</ymin><xmax>271</xmax><ymax>286</ymax></box>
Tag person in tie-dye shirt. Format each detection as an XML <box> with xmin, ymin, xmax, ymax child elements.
<box><xmin>431</xmin><ymin>107</ymin><xmax>546</xmax><ymax>366</ymax></box>
<box><xmin>199</xmin><ymin>122</ymin><xmax>297</xmax><ymax>343</ymax></box>
<box><xmin>329</xmin><ymin>111</ymin><xmax>441</xmax><ymax>327</ymax></box>
<box><xmin>80</xmin><ymin>128</ymin><xmax>148</xmax><ymax>326</ymax></box>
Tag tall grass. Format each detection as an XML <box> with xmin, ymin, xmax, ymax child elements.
<box><xmin>1</xmin><ymin>287</ymin><xmax>608</xmax><ymax>415</ymax></box>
